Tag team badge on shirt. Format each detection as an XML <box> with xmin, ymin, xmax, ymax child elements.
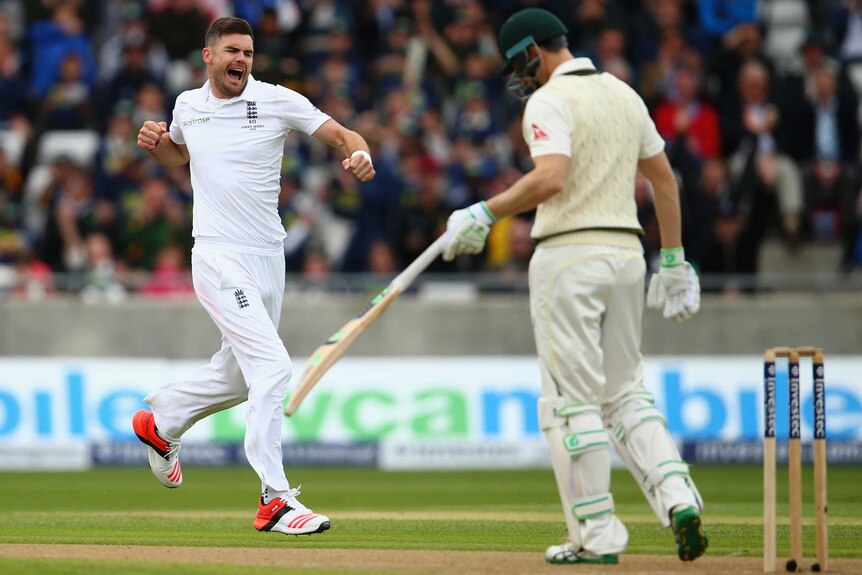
<box><xmin>243</xmin><ymin>101</ymin><xmax>265</xmax><ymax>131</ymax></box>
<box><xmin>234</xmin><ymin>289</ymin><xmax>249</xmax><ymax>309</ymax></box>
<box><xmin>531</xmin><ymin>123</ymin><xmax>549</xmax><ymax>141</ymax></box>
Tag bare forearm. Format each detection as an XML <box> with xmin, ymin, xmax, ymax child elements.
<box><xmin>486</xmin><ymin>170</ymin><xmax>548</xmax><ymax>219</ymax></box>
<box><xmin>333</xmin><ymin>128</ymin><xmax>370</xmax><ymax>158</ymax></box>
<box><xmin>138</xmin><ymin>121</ymin><xmax>189</xmax><ymax>167</ymax></box>
<box><xmin>149</xmin><ymin>133</ymin><xmax>189</xmax><ymax>168</ymax></box>
<box><xmin>638</xmin><ymin>152</ymin><xmax>682</xmax><ymax>248</ymax></box>
<box><xmin>485</xmin><ymin>157</ymin><xmax>568</xmax><ymax>220</ymax></box>
<box><xmin>652</xmin><ymin>178</ymin><xmax>682</xmax><ymax>248</ymax></box>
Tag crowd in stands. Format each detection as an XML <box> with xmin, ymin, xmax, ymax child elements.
<box><xmin>1</xmin><ymin>0</ymin><xmax>862</xmax><ymax>300</ymax></box>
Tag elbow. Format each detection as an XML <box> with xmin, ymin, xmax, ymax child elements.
<box><xmin>537</xmin><ymin>175</ymin><xmax>565</xmax><ymax>202</ymax></box>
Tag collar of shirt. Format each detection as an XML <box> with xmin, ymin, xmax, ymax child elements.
<box><xmin>549</xmin><ymin>57</ymin><xmax>597</xmax><ymax>80</ymax></box>
<box><xmin>193</xmin><ymin>75</ymin><xmax>264</xmax><ymax>109</ymax></box>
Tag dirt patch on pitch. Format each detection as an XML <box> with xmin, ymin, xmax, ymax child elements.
<box><xmin>1</xmin><ymin>544</ymin><xmax>860</xmax><ymax>574</ymax></box>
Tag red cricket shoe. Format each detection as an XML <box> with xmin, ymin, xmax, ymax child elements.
<box><xmin>132</xmin><ymin>409</ymin><xmax>182</xmax><ymax>488</ymax></box>
<box><xmin>254</xmin><ymin>487</ymin><xmax>330</xmax><ymax>535</ymax></box>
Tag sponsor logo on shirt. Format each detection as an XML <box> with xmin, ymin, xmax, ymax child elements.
<box><xmin>531</xmin><ymin>123</ymin><xmax>549</xmax><ymax>141</ymax></box>
<box><xmin>182</xmin><ymin>116</ymin><xmax>210</xmax><ymax>127</ymax></box>
<box><xmin>234</xmin><ymin>289</ymin><xmax>249</xmax><ymax>309</ymax></box>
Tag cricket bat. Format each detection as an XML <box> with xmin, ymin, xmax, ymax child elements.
<box><xmin>284</xmin><ymin>235</ymin><xmax>446</xmax><ymax>416</ymax></box>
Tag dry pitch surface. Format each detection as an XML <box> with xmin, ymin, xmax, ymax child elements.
<box><xmin>1</xmin><ymin>510</ymin><xmax>860</xmax><ymax>575</ymax></box>
<box><xmin>2</xmin><ymin>543</ymin><xmax>862</xmax><ymax>575</ymax></box>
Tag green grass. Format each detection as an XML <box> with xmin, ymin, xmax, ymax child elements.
<box><xmin>0</xmin><ymin>464</ymin><xmax>859</xmax><ymax>574</ymax></box>
<box><xmin>0</xmin><ymin>560</ymin><xmax>370</xmax><ymax>575</ymax></box>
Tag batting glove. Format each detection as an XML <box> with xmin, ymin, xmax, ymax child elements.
<box><xmin>647</xmin><ymin>247</ymin><xmax>701</xmax><ymax>323</ymax></box>
<box><xmin>442</xmin><ymin>201</ymin><xmax>496</xmax><ymax>262</ymax></box>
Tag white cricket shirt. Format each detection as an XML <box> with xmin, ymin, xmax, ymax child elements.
<box><xmin>523</xmin><ymin>58</ymin><xmax>665</xmax><ymax>243</ymax></box>
<box><xmin>170</xmin><ymin>76</ymin><xmax>330</xmax><ymax>253</ymax></box>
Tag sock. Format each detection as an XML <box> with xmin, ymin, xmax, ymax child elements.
<box><xmin>262</xmin><ymin>487</ymin><xmax>291</xmax><ymax>504</ymax></box>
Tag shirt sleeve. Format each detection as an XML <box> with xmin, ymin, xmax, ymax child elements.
<box><xmin>639</xmin><ymin>113</ymin><xmax>665</xmax><ymax>159</ymax></box>
<box><xmin>169</xmin><ymin>102</ymin><xmax>185</xmax><ymax>145</ymax></box>
<box><xmin>277</xmin><ymin>86</ymin><xmax>331</xmax><ymax>135</ymax></box>
<box><xmin>522</xmin><ymin>90</ymin><xmax>573</xmax><ymax>158</ymax></box>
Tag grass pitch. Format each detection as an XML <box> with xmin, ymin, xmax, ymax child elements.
<box><xmin>0</xmin><ymin>464</ymin><xmax>859</xmax><ymax>574</ymax></box>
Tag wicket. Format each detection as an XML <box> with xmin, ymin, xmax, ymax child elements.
<box><xmin>763</xmin><ymin>346</ymin><xmax>828</xmax><ymax>573</ymax></box>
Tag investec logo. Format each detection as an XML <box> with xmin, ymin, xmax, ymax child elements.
<box><xmin>182</xmin><ymin>116</ymin><xmax>210</xmax><ymax>127</ymax></box>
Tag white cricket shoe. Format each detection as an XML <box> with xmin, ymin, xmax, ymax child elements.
<box><xmin>545</xmin><ymin>542</ymin><xmax>619</xmax><ymax>565</ymax></box>
<box><xmin>254</xmin><ymin>486</ymin><xmax>330</xmax><ymax>535</ymax></box>
<box><xmin>132</xmin><ymin>409</ymin><xmax>182</xmax><ymax>488</ymax></box>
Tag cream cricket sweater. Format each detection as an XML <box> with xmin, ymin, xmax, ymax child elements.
<box><xmin>522</xmin><ymin>59</ymin><xmax>665</xmax><ymax>249</ymax></box>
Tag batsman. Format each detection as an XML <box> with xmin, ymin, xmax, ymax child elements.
<box><xmin>441</xmin><ymin>8</ymin><xmax>707</xmax><ymax>565</ymax></box>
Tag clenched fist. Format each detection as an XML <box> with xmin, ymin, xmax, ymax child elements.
<box><xmin>138</xmin><ymin>121</ymin><xmax>168</xmax><ymax>152</ymax></box>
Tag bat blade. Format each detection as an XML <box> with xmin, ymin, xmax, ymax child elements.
<box><xmin>284</xmin><ymin>235</ymin><xmax>445</xmax><ymax>416</ymax></box>
<box><xmin>284</xmin><ymin>286</ymin><xmax>401</xmax><ymax>416</ymax></box>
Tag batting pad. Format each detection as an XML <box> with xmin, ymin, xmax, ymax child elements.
<box><xmin>604</xmin><ymin>394</ymin><xmax>702</xmax><ymax>527</ymax></box>
<box><xmin>538</xmin><ymin>397</ymin><xmax>628</xmax><ymax>555</ymax></box>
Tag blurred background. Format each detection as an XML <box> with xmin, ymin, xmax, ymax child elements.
<box><xmin>0</xmin><ymin>0</ymin><xmax>860</xmax><ymax>471</ymax></box>
<box><xmin>5</xmin><ymin>0</ymin><xmax>862</xmax><ymax>297</ymax></box>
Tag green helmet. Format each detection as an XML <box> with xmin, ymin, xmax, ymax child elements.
<box><xmin>497</xmin><ymin>8</ymin><xmax>568</xmax><ymax>75</ymax></box>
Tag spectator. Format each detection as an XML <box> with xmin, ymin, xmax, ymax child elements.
<box><xmin>39</xmin><ymin>164</ymin><xmax>117</xmax><ymax>273</ymax></box>
<box><xmin>396</xmin><ymin>155</ymin><xmax>452</xmax><ymax>273</ymax></box>
<box><xmin>100</xmin><ymin>35</ymin><xmax>163</xmax><ymax>116</ymax></box>
<box><xmin>0</xmin><ymin>33</ymin><xmax>31</xmax><ymax>133</ymax></box>
<box><xmin>685</xmin><ymin>158</ymin><xmax>742</xmax><ymax>280</ymax></box>
<box><xmin>249</xmin><ymin>8</ymin><xmax>290</xmax><ymax>86</ymax></box>
<box><xmin>40</xmin><ymin>52</ymin><xmax>95</xmax><ymax>131</ymax></box>
<box><xmin>0</xmin><ymin>146</ymin><xmax>22</xmax><ymax>203</ymax></box>
<box><xmin>98</xmin><ymin>1</ymin><xmax>169</xmax><ymax>85</ymax></box>
<box><xmin>595</xmin><ymin>26</ymin><xmax>629</xmax><ymax>76</ymax></box>
<box><xmin>138</xmin><ymin>242</ymin><xmax>194</xmax><ymax>298</ymax></box>
<box><xmin>639</xmin><ymin>27</ymin><xmax>700</xmax><ymax>106</ymax></box>
<box><xmin>451</xmin><ymin>81</ymin><xmax>498</xmax><ymax>144</ymax></box>
<box><xmin>568</xmin><ymin>0</ymin><xmax>627</xmax><ymax>59</ymax></box>
<box><xmin>0</xmin><ymin>183</ymin><xmax>25</xmax><ymax>265</ymax></box>
<box><xmin>698</xmin><ymin>0</ymin><xmax>758</xmax><ymax>45</ymax></box>
<box><xmin>723</xmin><ymin>60</ymin><xmax>804</xmax><ymax>268</ymax></box>
<box><xmin>301</xmin><ymin>245</ymin><xmax>331</xmax><ymax>287</ymax></box>
<box><xmin>11</xmin><ymin>248</ymin><xmax>54</xmax><ymax>300</ymax></box>
<box><xmin>234</xmin><ymin>0</ymin><xmax>302</xmax><ymax>31</ymax></box>
<box><xmin>492</xmin><ymin>215</ymin><xmax>534</xmax><ymax>288</ymax></box>
<box><xmin>94</xmin><ymin>102</ymin><xmax>145</xmax><ymax>202</ymax></box>
<box><xmin>653</xmin><ymin>64</ymin><xmax>722</xmax><ymax>161</ymax></box>
<box><xmin>120</xmin><ymin>176</ymin><xmax>189</xmax><ymax>271</ymax></box>
<box><xmin>795</xmin><ymin>66</ymin><xmax>860</xmax><ymax>167</ymax></box>
<box><xmin>831</xmin><ymin>0</ymin><xmax>862</xmax><ymax>63</ymax></box>
<box><xmin>796</xmin><ymin>66</ymin><xmax>861</xmax><ymax>263</ymax></box>
<box><xmin>27</xmin><ymin>1</ymin><xmax>97</xmax><ymax>99</ymax></box>
<box><xmin>707</xmin><ymin>22</ymin><xmax>767</xmax><ymax>110</ymax></box>
<box><xmin>131</xmin><ymin>82</ymin><xmax>168</xmax><ymax>128</ymax></box>
<box><xmin>299</xmin><ymin>0</ymin><xmax>354</xmax><ymax>66</ymax></box>
<box><xmin>80</xmin><ymin>231</ymin><xmax>126</xmax><ymax>304</ymax></box>
<box><xmin>367</xmin><ymin>238</ymin><xmax>397</xmax><ymax>277</ymax></box>
<box><xmin>147</xmin><ymin>0</ymin><xmax>210</xmax><ymax>62</ymax></box>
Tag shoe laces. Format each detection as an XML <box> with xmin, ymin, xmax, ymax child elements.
<box><xmin>282</xmin><ymin>485</ymin><xmax>311</xmax><ymax>513</ymax></box>
<box><xmin>164</xmin><ymin>440</ymin><xmax>180</xmax><ymax>461</ymax></box>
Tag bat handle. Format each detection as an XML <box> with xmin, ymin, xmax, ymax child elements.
<box><xmin>391</xmin><ymin>235</ymin><xmax>446</xmax><ymax>292</ymax></box>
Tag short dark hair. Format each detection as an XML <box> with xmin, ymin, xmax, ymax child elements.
<box><xmin>205</xmin><ymin>17</ymin><xmax>253</xmax><ymax>47</ymax></box>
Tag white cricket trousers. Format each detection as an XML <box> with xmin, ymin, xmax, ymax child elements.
<box><xmin>530</xmin><ymin>242</ymin><xmax>645</xmax><ymax>404</ymax></box>
<box><xmin>145</xmin><ymin>242</ymin><xmax>293</xmax><ymax>493</ymax></box>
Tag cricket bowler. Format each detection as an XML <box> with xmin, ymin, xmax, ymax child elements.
<box><xmin>132</xmin><ymin>16</ymin><xmax>374</xmax><ymax>535</ymax></box>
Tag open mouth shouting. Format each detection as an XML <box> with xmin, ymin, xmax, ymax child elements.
<box><xmin>227</xmin><ymin>67</ymin><xmax>245</xmax><ymax>85</ymax></box>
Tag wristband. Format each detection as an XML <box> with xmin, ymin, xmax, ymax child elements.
<box><xmin>659</xmin><ymin>247</ymin><xmax>685</xmax><ymax>268</ymax></box>
<box><xmin>467</xmin><ymin>201</ymin><xmax>497</xmax><ymax>225</ymax></box>
<box><xmin>350</xmin><ymin>150</ymin><xmax>372</xmax><ymax>165</ymax></box>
